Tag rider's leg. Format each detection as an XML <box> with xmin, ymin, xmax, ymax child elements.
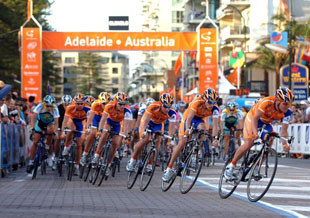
<box><xmin>83</xmin><ymin>128</ymin><xmax>97</xmax><ymax>154</ymax></box>
<box><xmin>109</xmin><ymin>135</ymin><xmax>122</xmax><ymax>164</ymax></box>
<box><xmin>76</xmin><ymin>137</ymin><xmax>84</xmax><ymax>165</ymax></box>
<box><xmin>224</xmin><ymin>134</ymin><xmax>230</xmax><ymax>155</ymax></box>
<box><xmin>29</xmin><ymin>133</ymin><xmax>41</xmax><ymax>160</ymax></box>
<box><xmin>131</xmin><ymin>136</ymin><xmax>149</xmax><ymax>160</ymax></box>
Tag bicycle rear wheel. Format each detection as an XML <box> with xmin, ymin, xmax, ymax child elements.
<box><xmin>127</xmin><ymin>161</ymin><xmax>141</xmax><ymax>189</ymax></box>
<box><xmin>218</xmin><ymin>152</ymin><xmax>240</xmax><ymax>199</ymax></box>
<box><xmin>83</xmin><ymin>163</ymin><xmax>91</xmax><ymax>182</ymax></box>
<box><xmin>140</xmin><ymin>147</ymin><xmax>158</xmax><ymax>191</ymax></box>
<box><xmin>247</xmin><ymin>148</ymin><xmax>277</xmax><ymax>202</ymax></box>
<box><xmin>98</xmin><ymin>146</ymin><xmax>112</xmax><ymax>186</ymax></box>
<box><xmin>179</xmin><ymin>145</ymin><xmax>203</xmax><ymax>194</ymax></box>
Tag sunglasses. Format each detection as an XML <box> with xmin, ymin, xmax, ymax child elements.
<box><xmin>118</xmin><ymin>103</ymin><xmax>126</xmax><ymax>106</ymax></box>
<box><xmin>46</xmin><ymin>105</ymin><xmax>53</xmax><ymax>108</ymax></box>
<box><xmin>207</xmin><ymin>101</ymin><xmax>216</xmax><ymax>105</ymax></box>
<box><xmin>282</xmin><ymin>102</ymin><xmax>290</xmax><ymax>106</ymax></box>
<box><xmin>163</xmin><ymin>104</ymin><xmax>171</xmax><ymax>109</ymax></box>
<box><xmin>76</xmin><ymin>103</ymin><xmax>84</xmax><ymax>106</ymax></box>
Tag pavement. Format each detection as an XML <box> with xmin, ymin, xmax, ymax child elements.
<box><xmin>0</xmin><ymin>157</ymin><xmax>309</xmax><ymax>218</ymax></box>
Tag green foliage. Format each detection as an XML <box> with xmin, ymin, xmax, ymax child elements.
<box><xmin>72</xmin><ymin>52</ymin><xmax>109</xmax><ymax>96</ymax></box>
<box><xmin>0</xmin><ymin>0</ymin><xmax>60</xmax><ymax>97</ymax></box>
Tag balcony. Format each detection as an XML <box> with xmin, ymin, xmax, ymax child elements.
<box><xmin>221</xmin><ymin>25</ymin><xmax>250</xmax><ymax>42</ymax></box>
<box><xmin>217</xmin><ymin>0</ymin><xmax>250</xmax><ymax>19</ymax></box>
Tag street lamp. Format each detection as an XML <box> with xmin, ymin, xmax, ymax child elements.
<box><xmin>224</xmin><ymin>5</ymin><xmax>247</xmax><ymax>88</ymax></box>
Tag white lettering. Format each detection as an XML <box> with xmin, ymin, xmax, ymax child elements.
<box><xmin>124</xmin><ymin>37</ymin><xmax>175</xmax><ymax>47</ymax></box>
<box><xmin>64</xmin><ymin>36</ymin><xmax>72</xmax><ymax>46</ymax></box>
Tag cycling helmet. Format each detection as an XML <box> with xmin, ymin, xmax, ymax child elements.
<box><xmin>146</xmin><ymin>97</ymin><xmax>155</xmax><ymax>106</ymax></box>
<box><xmin>98</xmin><ymin>92</ymin><xmax>110</xmax><ymax>103</ymax></box>
<box><xmin>160</xmin><ymin>93</ymin><xmax>173</xmax><ymax>108</ymax></box>
<box><xmin>201</xmin><ymin>88</ymin><xmax>219</xmax><ymax>104</ymax></box>
<box><xmin>83</xmin><ymin>95</ymin><xmax>95</xmax><ymax>106</ymax></box>
<box><xmin>275</xmin><ymin>87</ymin><xmax>294</xmax><ymax>104</ymax></box>
<box><xmin>114</xmin><ymin>92</ymin><xmax>128</xmax><ymax>103</ymax></box>
<box><xmin>139</xmin><ymin>102</ymin><xmax>146</xmax><ymax>108</ymax></box>
<box><xmin>178</xmin><ymin>101</ymin><xmax>186</xmax><ymax>107</ymax></box>
<box><xmin>61</xmin><ymin>95</ymin><xmax>72</xmax><ymax>105</ymax></box>
<box><xmin>227</xmin><ymin>102</ymin><xmax>236</xmax><ymax>110</ymax></box>
<box><xmin>172</xmin><ymin>104</ymin><xmax>179</xmax><ymax>111</ymax></box>
<box><xmin>73</xmin><ymin>93</ymin><xmax>84</xmax><ymax>103</ymax></box>
<box><xmin>43</xmin><ymin>95</ymin><xmax>55</xmax><ymax>106</ymax></box>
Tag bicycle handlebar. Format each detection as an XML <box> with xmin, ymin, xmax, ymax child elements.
<box><xmin>64</xmin><ymin>129</ymin><xmax>85</xmax><ymax>134</ymax></box>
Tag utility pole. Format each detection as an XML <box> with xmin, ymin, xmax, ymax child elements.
<box><xmin>288</xmin><ymin>0</ymin><xmax>292</xmax><ymax>89</ymax></box>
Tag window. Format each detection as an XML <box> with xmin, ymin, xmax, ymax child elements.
<box><xmin>172</xmin><ymin>11</ymin><xmax>184</xmax><ymax>23</ymax></box>
<box><xmin>65</xmin><ymin>57</ymin><xmax>75</xmax><ymax>63</ymax></box>
<box><xmin>101</xmin><ymin>57</ymin><xmax>110</xmax><ymax>64</ymax></box>
<box><xmin>112</xmin><ymin>88</ymin><xmax>118</xmax><ymax>94</ymax></box>
<box><xmin>112</xmin><ymin>67</ymin><xmax>118</xmax><ymax>74</ymax></box>
<box><xmin>112</xmin><ymin>78</ymin><xmax>119</xmax><ymax>84</ymax></box>
<box><xmin>172</xmin><ymin>27</ymin><xmax>181</xmax><ymax>32</ymax></box>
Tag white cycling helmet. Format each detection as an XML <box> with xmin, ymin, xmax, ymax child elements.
<box><xmin>62</xmin><ymin>95</ymin><xmax>72</xmax><ymax>105</ymax></box>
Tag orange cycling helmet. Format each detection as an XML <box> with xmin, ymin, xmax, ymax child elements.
<box><xmin>73</xmin><ymin>93</ymin><xmax>84</xmax><ymax>103</ymax></box>
<box><xmin>83</xmin><ymin>95</ymin><xmax>95</xmax><ymax>106</ymax></box>
<box><xmin>98</xmin><ymin>92</ymin><xmax>110</xmax><ymax>103</ymax></box>
<box><xmin>160</xmin><ymin>93</ymin><xmax>173</xmax><ymax>108</ymax></box>
<box><xmin>114</xmin><ymin>92</ymin><xmax>128</xmax><ymax>103</ymax></box>
<box><xmin>201</xmin><ymin>88</ymin><xmax>219</xmax><ymax>104</ymax></box>
<box><xmin>275</xmin><ymin>87</ymin><xmax>294</xmax><ymax>104</ymax></box>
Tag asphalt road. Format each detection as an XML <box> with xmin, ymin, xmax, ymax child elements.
<box><xmin>0</xmin><ymin>157</ymin><xmax>309</xmax><ymax>218</ymax></box>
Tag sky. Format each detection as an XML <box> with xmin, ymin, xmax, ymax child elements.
<box><xmin>46</xmin><ymin>0</ymin><xmax>144</xmax><ymax>74</ymax></box>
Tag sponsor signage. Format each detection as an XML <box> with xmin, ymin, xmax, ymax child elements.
<box><xmin>42</xmin><ymin>32</ymin><xmax>197</xmax><ymax>51</ymax></box>
<box><xmin>270</xmin><ymin>31</ymin><xmax>288</xmax><ymax>48</ymax></box>
<box><xmin>199</xmin><ymin>28</ymin><xmax>218</xmax><ymax>93</ymax></box>
<box><xmin>109</xmin><ymin>16</ymin><xmax>129</xmax><ymax>31</ymax></box>
<box><xmin>21</xmin><ymin>27</ymin><xmax>41</xmax><ymax>101</ymax></box>
<box><xmin>280</xmin><ymin>63</ymin><xmax>309</xmax><ymax>101</ymax></box>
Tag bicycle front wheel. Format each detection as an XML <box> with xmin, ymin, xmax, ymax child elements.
<box><xmin>179</xmin><ymin>145</ymin><xmax>203</xmax><ymax>194</ymax></box>
<box><xmin>247</xmin><ymin>148</ymin><xmax>278</xmax><ymax>202</ymax></box>
<box><xmin>140</xmin><ymin>147</ymin><xmax>158</xmax><ymax>191</ymax></box>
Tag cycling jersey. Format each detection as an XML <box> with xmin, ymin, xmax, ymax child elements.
<box><xmin>91</xmin><ymin>100</ymin><xmax>104</xmax><ymax>116</ymax></box>
<box><xmin>244</xmin><ymin>96</ymin><xmax>292</xmax><ymax>139</ymax></box>
<box><xmin>57</xmin><ymin>103</ymin><xmax>66</xmax><ymax>129</ymax></box>
<box><xmin>138</xmin><ymin>104</ymin><xmax>147</xmax><ymax>117</ymax></box>
<box><xmin>221</xmin><ymin>109</ymin><xmax>244</xmax><ymax>130</ymax></box>
<box><xmin>104</xmin><ymin>101</ymin><xmax>132</xmax><ymax>122</ymax></box>
<box><xmin>145</xmin><ymin>101</ymin><xmax>177</xmax><ymax>124</ymax></box>
<box><xmin>33</xmin><ymin>103</ymin><xmax>60</xmax><ymax>133</ymax></box>
<box><xmin>179</xmin><ymin>97</ymin><xmax>219</xmax><ymax>136</ymax></box>
<box><xmin>65</xmin><ymin>104</ymin><xmax>90</xmax><ymax>121</ymax></box>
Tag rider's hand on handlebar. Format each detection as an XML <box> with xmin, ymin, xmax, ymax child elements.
<box><xmin>184</xmin><ymin>129</ymin><xmax>190</xmax><ymax>136</ymax></box>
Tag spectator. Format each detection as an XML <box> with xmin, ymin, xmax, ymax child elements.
<box><xmin>1</xmin><ymin>94</ymin><xmax>11</xmax><ymax>123</ymax></box>
<box><xmin>299</xmin><ymin>100</ymin><xmax>308</xmax><ymax>122</ymax></box>
<box><xmin>290</xmin><ymin>104</ymin><xmax>302</xmax><ymax>123</ymax></box>
<box><xmin>303</xmin><ymin>101</ymin><xmax>310</xmax><ymax>123</ymax></box>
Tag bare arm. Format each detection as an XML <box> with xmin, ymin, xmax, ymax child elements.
<box><xmin>54</xmin><ymin>118</ymin><xmax>59</xmax><ymax>132</ymax></box>
<box><xmin>212</xmin><ymin>117</ymin><xmax>219</xmax><ymax>137</ymax></box>
<box><xmin>87</xmin><ymin>111</ymin><xmax>95</xmax><ymax>128</ymax></box>
<box><xmin>185</xmin><ymin>110</ymin><xmax>195</xmax><ymax>131</ymax></box>
<box><xmin>139</xmin><ymin>113</ymin><xmax>151</xmax><ymax>138</ymax></box>
<box><xmin>31</xmin><ymin>113</ymin><xmax>39</xmax><ymax>128</ymax></box>
<box><xmin>98</xmin><ymin>112</ymin><xmax>108</xmax><ymax>131</ymax></box>
<box><xmin>61</xmin><ymin>115</ymin><xmax>69</xmax><ymax>133</ymax></box>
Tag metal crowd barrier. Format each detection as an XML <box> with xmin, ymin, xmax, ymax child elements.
<box><xmin>0</xmin><ymin>123</ymin><xmax>29</xmax><ymax>176</ymax></box>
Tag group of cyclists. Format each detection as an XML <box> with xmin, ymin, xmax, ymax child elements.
<box><xmin>26</xmin><ymin>86</ymin><xmax>294</xmax><ymax>189</ymax></box>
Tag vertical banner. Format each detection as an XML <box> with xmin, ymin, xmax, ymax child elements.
<box><xmin>21</xmin><ymin>27</ymin><xmax>42</xmax><ymax>101</ymax></box>
<box><xmin>199</xmin><ymin>28</ymin><xmax>218</xmax><ymax>93</ymax></box>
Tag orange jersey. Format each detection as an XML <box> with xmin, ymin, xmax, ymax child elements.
<box><xmin>65</xmin><ymin>104</ymin><xmax>90</xmax><ymax>120</ymax></box>
<box><xmin>145</xmin><ymin>101</ymin><xmax>177</xmax><ymax>124</ymax></box>
<box><xmin>104</xmin><ymin>101</ymin><xmax>132</xmax><ymax>122</ymax></box>
<box><xmin>91</xmin><ymin>100</ymin><xmax>105</xmax><ymax>116</ymax></box>
<box><xmin>248</xmin><ymin>96</ymin><xmax>291</xmax><ymax>124</ymax></box>
<box><xmin>182</xmin><ymin>97</ymin><xmax>219</xmax><ymax>121</ymax></box>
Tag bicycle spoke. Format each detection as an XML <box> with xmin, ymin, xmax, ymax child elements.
<box><xmin>247</xmin><ymin>148</ymin><xmax>278</xmax><ymax>202</ymax></box>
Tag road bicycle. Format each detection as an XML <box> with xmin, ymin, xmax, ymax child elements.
<box><xmin>219</xmin><ymin>127</ymin><xmax>294</xmax><ymax>202</ymax></box>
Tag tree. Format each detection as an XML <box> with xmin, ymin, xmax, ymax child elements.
<box><xmin>72</xmin><ymin>52</ymin><xmax>110</xmax><ymax>96</ymax></box>
<box><xmin>0</xmin><ymin>0</ymin><xmax>61</xmax><ymax>97</ymax></box>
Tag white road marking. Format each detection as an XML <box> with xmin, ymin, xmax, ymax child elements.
<box><xmin>199</xmin><ymin>177</ymin><xmax>310</xmax><ymax>183</ymax></box>
<box><xmin>273</xmin><ymin>206</ymin><xmax>310</xmax><ymax>212</ymax></box>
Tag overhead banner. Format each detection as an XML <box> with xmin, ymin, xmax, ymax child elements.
<box><xmin>280</xmin><ymin>63</ymin><xmax>309</xmax><ymax>101</ymax></box>
<box><xmin>42</xmin><ymin>32</ymin><xmax>197</xmax><ymax>51</ymax></box>
<box><xmin>199</xmin><ymin>28</ymin><xmax>218</xmax><ymax>93</ymax></box>
<box><xmin>21</xmin><ymin>27</ymin><xmax>42</xmax><ymax>101</ymax></box>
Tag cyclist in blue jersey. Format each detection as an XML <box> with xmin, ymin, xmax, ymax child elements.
<box><xmin>26</xmin><ymin>95</ymin><xmax>60</xmax><ymax>173</ymax></box>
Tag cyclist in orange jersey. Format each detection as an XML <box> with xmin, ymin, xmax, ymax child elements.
<box><xmin>61</xmin><ymin>93</ymin><xmax>90</xmax><ymax>174</ymax></box>
<box><xmin>162</xmin><ymin>88</ymin><xmax>220</xmax><ymax>182</ymax></box>
<box><xmin>92</xmin><ymin>92</ymin><xmax>132</xmax><ymax>176</ymax></box>
<box><xmin>80</xmin><ymin>92</ymin><xmax>110</xmax><ymax>166</ymax></box>
<box><xmin>126</xmin><ymin>93</ymin><xmax>177</xmax><ymax>172</ymax></box>
<box><xmin>224</xmin><ymin>87</ymin><xmax>294</xmax><ymax>180</ymax></box>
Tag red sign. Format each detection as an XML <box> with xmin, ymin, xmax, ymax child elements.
<box><xmin>21</xmin><ymin>27</ymin><xmax>41</xmax><ymax>101</ymax></box>
<box><xmin>199</xmin><ymin>28</ymin><xmax>218</xmax><ymax>93</ymax></box>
